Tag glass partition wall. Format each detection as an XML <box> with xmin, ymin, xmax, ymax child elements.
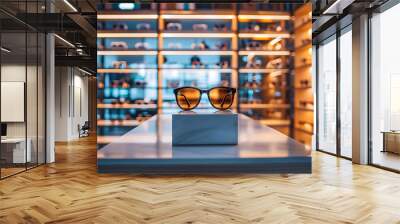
<box><xmin>0</xmin><ymin>2</ymin><xmax>46</xmax><ymax>179</ymax></box>
<box><xmin>370</xmin><ymin>3</ymin><xmax>400</xmax><ymax>171</ymax></box>
<box><xmin>316</xmin><ymin>25</ymin><xmax>352</xmax><ymax>158</ymax></box>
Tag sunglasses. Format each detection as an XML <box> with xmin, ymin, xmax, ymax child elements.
<box><xmin>173</xmin><ymin>86</ymin><xmax>236</xmax><ymax>111</ymax></box>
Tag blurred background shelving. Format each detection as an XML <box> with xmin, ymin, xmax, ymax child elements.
<box><xmin>97</xmin><ymin>3</ymin><xmax>312</xmax><ymax>147</ymax></box>
<box><xmin>293</xmin><ymin>4</ymin><xmax>313</xmax><ymax>147</ymax></box>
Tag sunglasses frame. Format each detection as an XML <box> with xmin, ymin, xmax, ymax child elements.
<box><xmin>173</xmin><ymin>86</ymin><xmax>236</xmax><ymax>111</ymax></box>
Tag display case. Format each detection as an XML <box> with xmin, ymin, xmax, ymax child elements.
<box><xmin>97</xmin><ymin>3</ymin><xmax>303</xmax><ymax>147</ymax></box>
<box><xmin>237</xmin><ymin>11</ymin><xmax>293</xmax><ymax>135</ymax></box>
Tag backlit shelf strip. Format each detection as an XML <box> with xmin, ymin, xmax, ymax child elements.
<box><xmin>161</xmin><ymin>14</ymin><xmax>235</xmax><ymax>20</ymax></box>
<box><xmin>161</xmin><ymin>50</ymin><xmax>234</xmax><ymax>56</ymax></box>
<box><xmin>238</xmin><ymin>33</ymin><xmax>291</xmax><ymax>38</ymax></box>
<box><xmin>162</xmin><ymin>33</ymin><xmax>235</xmax><ymax>38</ymax></box>
<box><xmin>239</xmin><ymin>68</ymin><xmax>288</xmax><ymax>73</ymax></box>
<box><xmin>98</xmin><ymin>50</ymin><xmax>157</xmax><ymax>56</ymax></box>
<box><xmin>239</xmin><ymin>50</ymin><xmax>291</xmax><ymax>56</ymax></box>
<box><xmin>238</xmin><ymin>14</ymin><xmax>291</xmax><ymax>20</ymax></box>
<box><xmin>97</xmin><ymin>135</ymin><xmax>156</xmax><ymax>144</ymax></box>
<box><xmin>97</xmin><ymin>14</ymin><xmax>158</xmax><ymax>20</ymax></box>
<box><xmin>259</xmin><ymin>119</ymin><xmax>291</xmax><ymax>126</ymax></box>
<box><xmin>97</xmin><ymin>33</ymin><xmax>158</xmax><ymax>38</ymax></box>
<box><xmin>97</xmin><ymin>104</ymin><xmax>157</xmax><ymax>109</ymax></box>
<box><xmin>240</xmin><ymin>104</ymin><xmax>290</xmax><ymax>109</ymax></box>
<box><xmin>160</xmin><ymin>68</ymin><xmax>233</xmax><ymax>72</ymax></box>
<box><xmin>97</xmin><ymin>120</ymin><xmax>142</xmax><ymax>127</ymax></box>
<box><xmin>97</xmin><ymin>68</ymin><xmax>157</xmax><ymax>73</ymax></box>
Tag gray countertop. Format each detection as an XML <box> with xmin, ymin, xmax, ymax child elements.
<box><xmin>98</xmin><ymin>114</ymin><xmax>310</xmax><ymax>160</ymax></box>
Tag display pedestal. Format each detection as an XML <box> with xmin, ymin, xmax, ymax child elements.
<box><xmin>172</xmin><ymin>111</ymin><xmax>238</xmax><ymax>146</ymax></box>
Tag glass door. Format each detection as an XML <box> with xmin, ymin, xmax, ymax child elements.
<box><xmin>317</xmin><ymin>35</ymin><xmax>337</xmax><ymax>154</ymax></box>
<box><xmin>370</xmin><ymin>2</ymin><xmax>400</xmax><ymax>171</ymax></box>
<box><xmin>339</xmin><ymin>27</ymin><xmax>352</xmax><ymax>158</ymax></box>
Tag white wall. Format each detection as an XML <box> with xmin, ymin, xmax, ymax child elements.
<box><xmin>54</xmin><ymin>67</ymin><xmax>89</xmax><ymax>141</ymax></box>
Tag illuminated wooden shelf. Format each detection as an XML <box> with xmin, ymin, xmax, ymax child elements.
<box><xmin>161</xmin><ymin>50</ymin><xmax>234</xmax><ymax>56</ymax></box>
<box><xmin>97</xmin><ymin>68</ymin><xmax>157</xmax><ymax>73</ymax></box>
<box><xmin>160</xmin><ymin>14</ymin><xmax>235</xmax><ymax>20</ymax></box>
<box><xmin>295</xmin><ymin>63</ymin><xmax>312</xmax><ymax>70</ymax></box>
<box><xmin>240</xmin><ymin>104</ymin><xmax>290</xmax><ymax>109</ymax></box>
<box><xmin>294</xmin><ymin>86</ymin><xmax>312</xmax><ymax>89</ymax></box>
<box><xmin>259</xmin><ymin>119</ymin><xmax>290</xmax><ymax>126</ymax></box>
<box><xmin>238</xmin><ymin>32</ymin><xmax>291</xmax><ymax>39</ymax></box>
<box><xmin>97</xmin><ymin>104</ymin><xmax>157</xmax><ymax>109</ymax></box>
<box><xmin>160</xmin><ymin>68</ymin><xmax>233</xmax><ymax>72</ymax></box>
<box><xmin>294</xmin><ymin>19</ymin><xmax>312</xmax><ymax>30</ymax></box>
<box><xmin>97</xmin><ymin>120</ymin><xmax>142</xmax><ymax>127</ymax></box>
<box><xmin>239</xmin><ymin>68</ymin><xmax>289</xmax><ymax>73</ymax></box>
<box><xmin>162</xmin><ymin>32</ymin><xmax>235</xmax><ymax>38</ymax></box>
<box><xmin>239</xmin><ymin>50</ymin><xmax>291</xmax><ymax>56</ymax></box>
<box><xmin>98</xmin><ymin>50</ymin><xmax>157</xmax><ymax>56</ymax></box>
<box><xmin>97</xmin><ymin>32</ymin><xmax>158</xmax><ymax>38</ymax></box>
<box><xmin>295</xmin><ymin>107</ymin><xmax>313</xmax><ymax>112</ymax></box>
<box><xmin>238</xmin><ymin>13</ymin><xmax>291</xmax><ymax>21</ymax></box>
<box><xmin>97</xmin><ymin>14</ymin><xmax>158</xmax><ymax>20</ymax></box>
<box><xmin>295</xmin><ymin>127</ymin><xmax>313</xmax><ymax>135</ymax></box>
<box><xmin>295</xmin><ymin>42</ymin><xmax>312</xmax><ymax>50</ymax></box>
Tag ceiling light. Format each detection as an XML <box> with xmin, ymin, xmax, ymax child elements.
<box><xmin>97</xmin><ymin>14</ymin><xmax>158</xmax><ymax>20</ymax></box>
<box><xmin>1</xmin><ymin>47</ymin><xmax>11</xmax><ymax>53</ymax></box>
<box><xmin>63</xmin><ymin>0</ymin><xmax>78</xmax><ymax>12</ymax></box>
<box><xmin>118</xmin><ymin>3</ymin><xmax>135</xmax><ymax>10</ymax></box>
<box><xmin>54</xmin><ymin>34</ymin><xmax>75</xmax><ymax>48</ymax></box>
<box><xmin>78</xmin><ymin>67</ymin><xmax>93</xmax><ymax>76</ymax></box>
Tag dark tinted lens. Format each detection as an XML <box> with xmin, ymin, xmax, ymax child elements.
<box><xmin>209</xmin><ymin>87</ymin><xmax>234</xmax><ymax>110</ymax></box>
<box><xmin>175</xmin><ymin>88</ymin><xmax>201</xmax><ymax>110</ymax></box>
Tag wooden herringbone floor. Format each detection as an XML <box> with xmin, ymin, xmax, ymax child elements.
<box><xmin>1</xmin><ymin>136</ymin><xmax>400</xmax><ymax>224</ymax></box>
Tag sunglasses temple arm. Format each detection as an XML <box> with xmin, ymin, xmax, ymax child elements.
<box><xmin>220</xmin><ymin>93</ymin><xmax>232</xmax><ymax>107</ymax></box>
<box><xmin>178</xmin><ymin>93</ymin><xmax>191</xmax><ymax>107</ymax></box>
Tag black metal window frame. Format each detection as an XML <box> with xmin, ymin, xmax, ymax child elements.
<box><xmin>0</xmin><ymin>0</ymin><xmax>48</xmax><ymax>180</ymax></box>
<box><xmin>367</xmin><ymin>0</ymin><xmax>400</xmax><ymax>173</ymax></box>
<box><xmin>314</xmin><ymin>20</ymin><xmax>352</xmax><ymax>160</ymax></box>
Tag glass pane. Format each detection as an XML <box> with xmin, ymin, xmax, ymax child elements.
<box><xmin>1</xmin><ymin>30</ymin><xmax>27</xmax><ymax>177</ymax></box>
<box><xmin>317</xmin><ymin>36</ymin><xmax>337</xmax><ymax>154</ymax></box>
<box><xmin>339</xmin><ymin>29</ymin><xmax>352</xmax><ymax>158</ymax></box>
<box><xmin>38</xmin><ymin>33</ymin><xmax>46</xmax><ymax>164</ymax></box>
<box><xmin>27</xmin><ymin>31</ymin><xmax>38</xmax><ymax>168</ymax></box>
<box><xmin>371</xmin><ymin>4</ymin><xmax>400</xmax><ymax>171</ymax></box>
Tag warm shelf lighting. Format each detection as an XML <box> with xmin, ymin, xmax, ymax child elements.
<box><xmin>97</xmin><ymin>33</ymin><xmax>158</xmax><ymax>38</ymax></box>
<box><xmin>160</xmin><ymin>68</ymin><xmax>233</xmax><ymax>73</ymax></box>
<box><xmin>238</xmin><ymin>33</ymin><xmax>291</xmax><ymax>39</ymax></box>
<box><xmin>161</xmin><ymin>14</ymin><xmax>235</xmax><ymax>20</ymax></box>
<box><xmin>162</xmin><ymin>33</ymin><xmax>235</xmax><ymax>38</ymax></box>
<box><xmin>269</xmin><ymin>37</ymin><xmax>282</xmax><ymax>46</ymax></box>
<box><xmin>97</xmin><ymin>68</ymin><xmax>157</xmax><ymax>73</ymax></box>
<box><xmin>97</xmin><ymin>103</ymin><xmax>157</xmax><ymax>109</ymax></box>
<box><xmin>98</xmin><ymin>50</ymin><xmax>157</xmax><ymax>56</ymax></box>
<box><xmin>97</xmin><ymin>14</ymin><xmax>158</xmax><ymax>20</ymax></box>
<box><xmin>161</xmin><ymin>50</ymin><xmax>234</xmax><ymax>56</ymax></box>
<box><xmin>240</xmin><ymin>104</ymin><xmax>290</xmax><ymax>109</ymax></box>
<box><xmin>239</xmin><ymin>50</ymin><xmax>290</xmax><ymax>56</ymax></box>
<box><xmin>238</xmin><ymin>14</ymin><xmax>291</xmax><ymax>20</ymax></box>
<box><xmin>239</xmin><ymin>68</ymin><xmax>288</xmax><ymax>73</ymax></box>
